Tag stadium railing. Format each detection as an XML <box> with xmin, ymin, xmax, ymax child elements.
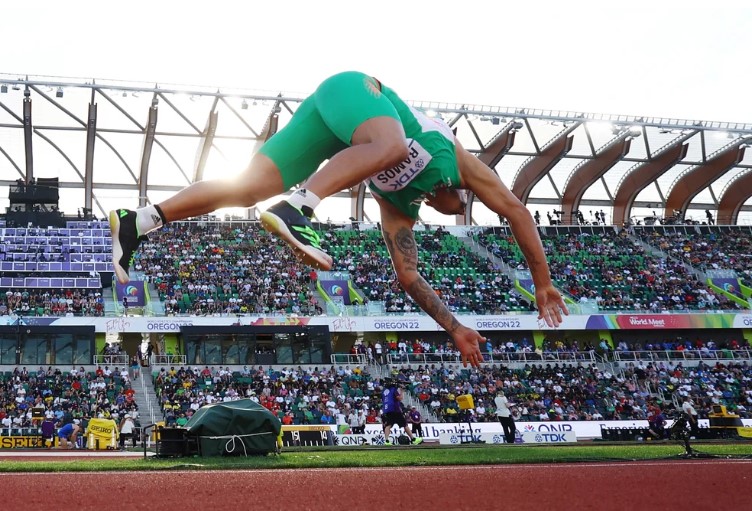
<box><xmin>140</xmin><ymin>305</ymin><xmax>741</xmax><ymax>319</ymax></box>
<box><xmin>386</xmin><ymin>351</ymin><xmax>596</xmax><ymax>365</ymax></box>
<box><xmin>92</xmin><ymin>355</ymin><xmax>129</xmax><ymax>366</ymax></box>
<box><xmin>613</xmin><ymin>349</ymin><xmax>752</xmax><ymax>362</ymax></box>
<box><xmin>150</xmin><ymin>354</ymin><xmax>187</xmax><ymax>366</ymax></box>
<box><xmin>330</xmin><ymin>354</ymin><xmax>367</xmax><ymax>365</ymax></box>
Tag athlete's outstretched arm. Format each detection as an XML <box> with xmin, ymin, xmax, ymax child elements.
<box><xmin>455</xmin><ymin>140</ymin><xmax>568</xmax><ymax>327</ymax></box>
<box><xmin>376</xmin><ymin>196</ymin><xmax>483</xmax><ymax>367</ymax></box>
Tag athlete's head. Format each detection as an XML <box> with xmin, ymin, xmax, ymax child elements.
<box><xmin>425</xmin><ymin>188</ymin><xmax>467</xmax><ymax>215</ymax></box>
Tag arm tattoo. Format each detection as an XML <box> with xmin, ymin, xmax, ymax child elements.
<box><xmin>384</xmin><ymin>226</ymin><xmax>459</xmax><ymax>333</ymax></box>
<box><xmin>394</xmin><ymin>227</ymin><xmax>417</xmax><ymax>272</ymax></box>
<box><xmin>405</xmin><ymin>278</ymin><xmax>461</xmax><ymax>333</ymax></box>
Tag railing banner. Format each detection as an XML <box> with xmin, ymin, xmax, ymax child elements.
<box><xmin>5</xmin><ymin>312</ymin><xmax>751</xmax><ymax>332</ymax></box>
<box><xmin>710</xmin><ymin>277</ymin><xmax>743</xmax><ymax>298</ymax></box>
<box><xmin>116</xmin><ymin>280</ymin><xmax>147</xmax><ymax>307</ymax></box>
<box><xmin>320</xmin><ymin>279</ymin><xmax>353</xmax><ymax>305</ymax></box>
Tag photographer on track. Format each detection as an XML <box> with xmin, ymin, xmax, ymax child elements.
<box><xmin>495</xmin><ymin>390</ymin><xmax>516</xmax><ymax>444</ymax></box>
<box><xmin>681</xmin><ymin>396</ymin><xmax>700</xmax><ymax>438</ymax></box>
<box><xmin>381</xmin><ymin>379</ymin><xmax>422</xmax><ymax>446</ymax></box>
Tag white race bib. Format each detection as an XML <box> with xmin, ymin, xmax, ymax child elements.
<box><xmin>370</xmin><ymin>139</ymin><xmax>432</xmax><ymax>192</ymax></box>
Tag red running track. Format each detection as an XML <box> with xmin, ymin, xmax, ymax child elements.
<box><xmin>1</xmin><ymin>460</ymin><xmax>751</xmax><ymax>511</ymax></box>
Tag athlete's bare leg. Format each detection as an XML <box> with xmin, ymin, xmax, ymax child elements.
<box><xmin>158</xmin><ymin>153</ymin><xmax>284</xmax><ymax>221</ymax></box>
<box><xmin>110</xmin><ymin>154</ymin><xmax>285</xmax><ymax>284</ymax></box>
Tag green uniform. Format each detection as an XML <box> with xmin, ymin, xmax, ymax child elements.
<box><xmin>367</xmin><ymin>85</ymin><xmax>460</xmax><ymax>219</ymax></box>
<box><xmin>258</xmin><ymin>71</ymin><xmax>460</xmax><ymax>218</ymax></box>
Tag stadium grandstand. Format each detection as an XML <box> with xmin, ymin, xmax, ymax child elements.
<box><xmin>0</xmin><ymin>74</ymin><xmax>751</xmax><ymax>446</ymax></box>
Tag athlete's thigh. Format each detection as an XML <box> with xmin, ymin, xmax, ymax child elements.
<box><xmin>257</xmin><ymin>96</ymin><xmax>346</xmax><ymax>190</ymax></box>
<box><xmin>313</xmin><ymin>71</ymin><xmax>401</xmax><ymax>145</ymax></box>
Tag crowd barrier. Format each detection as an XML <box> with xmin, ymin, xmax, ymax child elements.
<box><xmin>93</xmin><ymin>355</ymin><xmax>129</xmax><ymax>366</ymax></box>
<box><xmin>4</xmin><ymin>419</ymin><xmax>752</xmax><ymax>449</ymax></box>
<box><xmin>267</xmin><ymin>418</ymin><xmax>752</xmax><ymax>448</ymax></box>
<box><xmin>614</xmin><ymin>349</ymin><xmax>752</xmax><ymax>362</ymax></box>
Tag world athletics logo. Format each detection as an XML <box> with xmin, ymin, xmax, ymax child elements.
<box><xmin>329</xmin><ymin>285</ymin><xmax>344</xmax><ymax>296</ymax></box>
<box><xmin>125</xmin><ymin>285</ymin><xmax>139</xmax><ymax>296</ymax></box>
<box><xmin>723</xmin><ymin>282</ymin><xmax>737</xmax><ymax>295</ymax></box>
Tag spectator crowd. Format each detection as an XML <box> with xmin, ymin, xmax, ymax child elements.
<box><xmin>2</xmin><ymin>221</ymin><xmax>749</xmax><ymax>318</ymax></box>
<box><xmin>0</xmin><ymin>365</ymin><xmax>139</xmax><ymax>436</ymax></box>
<box><xmin>479</xmin><ymin>228</ymin><xmax>743</xmax><ymax>312</ymax></box>
<box><xmin>133</xmin><ymin>222</ymin><xmax>320</xmax><ymax>316</ymax></box>
<box><xmin>638</xmin><ymin>228</ymin><xmax>752</xmax><ymax>289</ymax></box>
<box><xmin>400</xmin><ymin>358</ymin><xmax>751</xmax><ymax>424</ymax></box>
<box><xmin>148</xmin><ymin>332</ymin><xmax>751</xmax><ymax>428</ymax></box>
<box><xmin>152</xmin><ymin>364</ymin><xmax>382</xmax><ymax>430</ymax></box>
<box><xmin>0</xmin><ymin>289</ymin><xmax>104</xmax><ymax>317</ymax></box>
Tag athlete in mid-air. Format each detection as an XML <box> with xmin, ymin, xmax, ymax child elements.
<box><xmin>110</xmin><ymin>71</ymin><xmax>567</xmax><ymax>367</ymax></box>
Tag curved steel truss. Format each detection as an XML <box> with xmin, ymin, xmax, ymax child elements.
<box><xmin>1</xmin><ymin>74</ymin><xmax>751</xmax><ymax>225</ymax></box>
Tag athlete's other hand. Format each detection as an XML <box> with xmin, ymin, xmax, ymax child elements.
<box><xmin>451</xmin><ymin>325</ymin><xmax>484</xmax><ymax>368</ymax></box>
<box><xmin>535</xmin><ymin>284</ymin><xmax>569</xmax><ymax>327</ymax></box>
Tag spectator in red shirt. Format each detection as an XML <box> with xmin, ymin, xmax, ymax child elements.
<box><xmin>365</xmin><ymin>409</ymin><xmax>379</xmax><ymax>424</ymax></box>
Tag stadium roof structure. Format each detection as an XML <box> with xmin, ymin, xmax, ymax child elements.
<box><xmin>1</xmin><ymin>73</ymin><xmax>751</xmax><ymax>226</ymax></box>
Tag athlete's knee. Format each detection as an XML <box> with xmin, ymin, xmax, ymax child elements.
<box><xmin>228</xmin><ymin>155</ymin><xmax>284</xmax><ymax>206</ymax></box>
<box><xmin>219</xmin><ymin>179</ymin><xmax>255</xmax><ymax>207</ymax></box>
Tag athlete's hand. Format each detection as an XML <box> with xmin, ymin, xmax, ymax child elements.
<box><xmin>451</xmin><ymin>325</ymin><xmax>484</xmax><ymax>368</ymax></box>
<box><xmin>535</xmin><ymin>284</ymin><xmax>569</xmax><ymax>327</ymax></box>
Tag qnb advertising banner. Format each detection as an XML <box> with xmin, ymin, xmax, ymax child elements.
<box><xmin>320</xmin><ymin>279</ymin><xmax>352</xmax><ymax>305</ymax></box>
<box><xmin>333</xmin><ymin>422</ymin><xmax>579</xmax><ymax>445</ymax></box>
<box><xmin>710</xmin><ymin>277</ymin><xmax>743</xmax><ymax>298</ymax></box>
<box><xmin>116</xmin><ymin>280</ymin><xmax>146</xmax><ymax>307</ymax></box>
<box><xmin>332</xmin><ymin>419</ymin><xmax>752</xmax><ymax>445</ymax></box>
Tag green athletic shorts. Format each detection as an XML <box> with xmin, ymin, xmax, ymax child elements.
<box><xmin>258</xmin><ymin>71</ymin><xmax>402</xmax><ymax>189</ymax></box>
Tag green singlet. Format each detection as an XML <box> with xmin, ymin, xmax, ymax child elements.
<box><xmin>366</xmin><ymin>85</ymin><xmax>460</xmax><ymax>219</ymax></box>
<box><xmin>258</xmin><ymin>71</ymin><xmax>460</xmax><ymax>218</ymax></box>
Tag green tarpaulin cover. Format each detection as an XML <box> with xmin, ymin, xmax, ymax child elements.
<box><xmin>185</xmin><ymin>399</ymin><xmax>281</xmax><ymax>456</ymax></box>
